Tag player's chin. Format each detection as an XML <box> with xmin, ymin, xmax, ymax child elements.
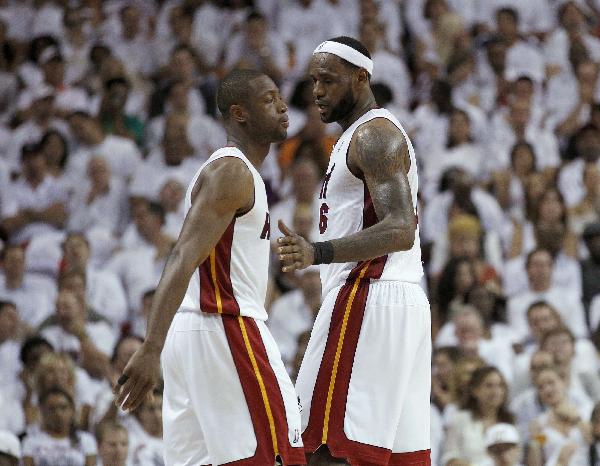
<box><xmin>273</xmin><ymin>126</ymin><xmax>288</xmax><ymax>141</ymax></box>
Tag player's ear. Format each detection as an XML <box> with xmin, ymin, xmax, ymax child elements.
<box><xmin>357</xmin><ymin>68</ymin><xmax>369</xmax><ymax>84</ymax></box>
<box><xmin>229</xmin><ymin>104</ymin><xmax>247</xmax><ymax>123</ymax></box>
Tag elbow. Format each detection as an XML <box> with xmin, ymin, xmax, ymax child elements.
<box><xmin>390</xmin><ymin>219</ymin><xmax>417</xmax><ymax>252</ymax></box>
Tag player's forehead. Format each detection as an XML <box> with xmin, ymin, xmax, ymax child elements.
<box><xmin>249</xmin><ymin>74</ymin><xmax>279</xmax><ymax>97</ymax></box>
<box><xmin>309</xmin><ymin>53</ymin><xmax>348</xmax><ymax>77</ymax></box>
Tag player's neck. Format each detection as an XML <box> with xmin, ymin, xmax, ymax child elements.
<box><xmin>337</xmin><ymin>94</ymin><xmax>378</xmax><ymax>132</ymax></box>
<box><xmin>225</xmin><ymin>135</ymin><xmax>269</xmax><ymax>170</ymax></box>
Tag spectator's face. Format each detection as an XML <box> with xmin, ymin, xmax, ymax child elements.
<box><xmin>449</xmin><ymin>233</ymin><xmax>479</xmax><ymax>260</ymax></box>
<box><xmin>136</xmin><ymin>395</ymin><xmax>163</xmax><ymax>436</ymax></box>
<box><xmin>537</xmin><ymin>190</ymin><xmax>564</xmax><ymax>224</ymax></box>
<box><xmin>576</xmin><ymin>61</ymin><xmax>597</xmax><ymax>84</ymax></box>
<box><xmin>433</xmin><ymin>352</ymin><xmax>454</xmax><ymax>384</ymax></box>
<box><xmin>526</xmin><ymin>251</ymin><xmax>553</xmax><ymax>289</ymax></box>
<box><xmin>535</xmin><ymin>369</ymin><xmax>565</xmax><ymax>407</ymax></box>
<box><xmin>22</xmin><ymin>152</ymin><xmax>47</xmax><ymax>178</ymax></box>
<box><xmin>163</xmin><ymin>119</ymin><xmax>191</xmax><ymax>164</ymax></box>
<box><xmin>529</xmin><ymin>351</ymin><xmax>554</xmax><ymax>377</ymax></box>
<box><xmin>121</xmin><ymin>6</ymin><xmax>140</xmax><ymax>37</ymax></box>
<box><xmin>543</xmin><ymin>333</ymin><xmax>574</xmax><ymax>365</ymax></box>
<box><xmin>171</xmin><ymin>49</ymin><xmax>195</xmax><ymax>80</ymax></box>
<box><xmin>2</xmin><ymin>247</ymin><xmax>25</xmax><ymax>280</ymax></box>
<box><xmin>99</xmin><ymin>428</ymin><xmax>129</xmax><ymax>466</ymax></box>
<box><xmin>584</xmin><ymin>163</ymin><xmax>600</xmax><ymax>192</ymax></box>
<box><xmin>41</xmin><ymin>392</ymin><xmax>74</xmax><ymax>434</ymax></box>
<box><xmin>133</xmin><ymin>203</ymin><xmax>162</xmax><ymax>239</ymax></box>
<box><xmin>509</xmin><ymin>98</ymin><xmax>531</xmax><ymax>128</ymax></box>
<box><xmin>114</xmin><ymin>337</ymin><xmax>142</xmax><ymax>373</ymax></box>
<box><xmin>511</xmin><ymin>145</ymin><xmax>535</xmax><ymax>177</ymax></box>
<box><xmin>473</xmin><ymin>371</ymin><xmax>506</xmax><ymax>410</ymax></box>
<box><xmin>497</xmin><ymin>12</ymin><xmax>518</xmax><ymax>39</ymax></box>
<box><xmin>513</xmin><ymin>78</ymin><xmax>533</xmax><ymax>100</ymax></box>
<box><xmin>359</xmin><ymin>20</ymin><xmax>381</xmax><ymax>52</ymax></box>
<box><xmin>42</xmin><ymin>133</ymin><xmax>66</xmax><ymax>168</ymax></box>
<box><xmin>69</xmin><ymin>115</ymin><xmax>102</xmax><ymax>144</ymax></box>
<box><xmin>0</xmin><ymin>304</ymin><xmax>17</xmax><ymax>342</ymax></box>
<box><xmin>454</xmin><ymin>261</ymin><xmax>475</xmax><ymax>293</ymax></box>
<box><xmin>245</xmin><ymin>17</ymin><xmax>267</xmax><ymax>45</ymax></box>
<box><xmin>575</xmin><ymin>129</ymin><xmax>600</xmax><ymax>162</ymax></box>
<box><xmin>487</xmin><ymin>42</ymin><xmax>507</xmax><ymax>72</ymax></box>
<box><xmin>105</xmin><ymin>83</ymin><xmax>129</xmax><ymax>113</ymax></box>
<box><xmin>43</xmin><ymin>58</ymin><xmax>65</xmax><ymax>86</ymax></box>
<box><xmin>455</xmin><ymin>313</ymin><xmax>482</xmax><ymax>348</ymax></box>
<box><xmin>87</xmin><ymin>156</ymin><xmax>111</xmax><ymax>189</ymax></box>
<box><xmin>40</xmin><ymin>360</ymin><xmax>73</xmax><ymax>393</ymax></box>
<box><xmin>32</xmin><ymin>96</ymin><xmax>54</xmax><ymax>121</ymax></box>
<box><xmin>488</xmin><ymin>444</ymin><xmax>520</xmax><ymax>466</ymax></box>
<box><xmin>528</xmin><ymin>306</ymin><xmax>560</xmax><ymax>341</ymax></box>
<box><xmin>449</xmin><ymin>111</ymin><xmax>470</xmax><ymax>143</ymax></box>
<box><xmin>64</xmin><ymin>235</ymin><xmax>90</xmax><ymax>269</ymax></box>
<box><xmin>56</xmin><ymin>290</ymin><xmax>83</xmax><ymax>327</ymax></box>
<box><xmin>561</xmin><ymin>3</ymin><xmax>585</xmax><ymax>30</ymax></box>
<box><xmin>168</xmin><ymin>82</ymin><xmax>189</xmax><ymax>112</ymax></box>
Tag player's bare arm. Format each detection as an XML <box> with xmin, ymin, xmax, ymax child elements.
<box><xmin>114</xmin><ymin>157</ymin><xmax>254</xmax><ymax>411</ymax></box>
<box><xmin>278</xmin><ymin>118</ymin><xmax>416</xmax><ymax>271</ymax></box>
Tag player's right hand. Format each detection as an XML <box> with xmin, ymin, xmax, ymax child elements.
<box><xmin>277</xmin><ymin>220</ymin><xmax>314</xmax><ymax>272</ymax></box>
<box><xmin>113</xmin><ymin>343</ymin><xmax>161</xmax><ymax>412</ymax></box>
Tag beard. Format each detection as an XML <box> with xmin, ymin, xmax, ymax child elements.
<box><xmin>323</xmin><ymin>89</ymin><xmax>356</xmax><ymax>123</ymax></box>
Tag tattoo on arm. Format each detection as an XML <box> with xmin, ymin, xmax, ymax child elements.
<box><xmin>328</xmin><ymin>119</ymin><xmax>417</xmax><ymax>263</ymax></box>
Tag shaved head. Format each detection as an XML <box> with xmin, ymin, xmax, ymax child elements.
<box><xmin>216</xmin><ymin>69</ymin><xmax>266</xmax><ymax>119</ymax></box>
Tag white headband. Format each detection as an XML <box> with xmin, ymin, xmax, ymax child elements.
<box><xmin>313</xmin><ymin>41</ymin><xmax>373</xmax><ymax>75</ymax></box>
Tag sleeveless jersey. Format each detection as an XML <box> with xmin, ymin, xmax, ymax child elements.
<box><xmin>180</xmin><ymin>147</ymin><xmax>272</xmax><ymax>320</ymax></box>
<box><xmin>318</xmin><ymin>108</ymin><xmax>423</xmax><ymax>297</ymax></box>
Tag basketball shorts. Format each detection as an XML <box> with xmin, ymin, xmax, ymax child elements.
<box><xmin>296</xmin><ymin>279</ymin><xmax>432</xmax><ymax>466</ymax></box>
<box><xmin>161</xmin><ymin>310</ymin><xmax>306</xmax><ymax>466</ymax></box>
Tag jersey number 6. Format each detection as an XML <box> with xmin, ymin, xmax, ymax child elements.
<box><xmin>319</xmin><ymin>202</ymin><xmax>329</xmax><ymax>234</ymax></box>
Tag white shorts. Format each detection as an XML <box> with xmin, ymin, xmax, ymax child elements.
<box><xmin>161</xmin><ymin>311</ymin><xmax>305</xmax><ymax>466</ymax></box>
<box><xmin>296</xmin><ymin>280</ymin><xmax>432</xmax><ymax>466</ymax></box>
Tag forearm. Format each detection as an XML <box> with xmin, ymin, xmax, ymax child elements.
<box><xmin>144</xmin><ymin>247</ymin><xmax>198</xmax><ymax>352</ymax></box>
<box><xmin>29</xmin><ymin>203</ymin><xmax>67</xmax><ymax>227</ymax></box>
<box><xmin>79</xmin><ymin>336</ymin><xmax>110</xmax><ymax>379</ymax></box>
<box><xmin>326</xmin><ymin>217</ymin><xmax>416</xmax><ymax>264</ymax></box>
<box><xmin>556</xmin><ymin>102</ymin><xmax>585</xmax><ymax>136</ymax></box>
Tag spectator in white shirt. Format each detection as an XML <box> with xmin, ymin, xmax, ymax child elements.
<box><xmin>158</xmin><ymin>179</ymin><xmax>185</xmax><ymax>240</ymax></box>
<box><xmin>224</xmin><ymin>10</ymin><xmax>287</xmax><ymax>83</ymax></box>
<box><xmin>0</xmin><ymin>244</ymin><xmax>56</xmax><ymax>329</ymax></box>
<box><xmin>67</xmin><ymin>111</ymin><xmax>142</xmax><ymax>184</ymax></box>
<box><xmin>487</xmin><ymin>95</ymin><xmax>560</xmax><ymax>173</ymax></box>
<box><xmin>61</xmin><ymin>233</ymin><xmax>128</xmax><ymax>328</ymax></box>
<box><xmin>541</xmin><ymin>326</ymin><xmax>600</xmax><ymax>404</ymax></box>
<box><xmin>108</xmin><ymin>200</ymin><xmax>174</xmax><ymax>312</ymax></box>
<box><xmin>39</xmin><ymin>129</ymin><xmax>70</xmax><ymax>192</ymax></box>
<box><xmin>0</xmin><ymin>301</ymin><xmax>24</xmax><ymax>435</ymax></box>
<box><xmin>130</xmin><ymin>114</ymin><xmax>201</xmax><ymax>201</ymax></box>
<box><xmin>41</xmin><ymin>288</ymin><xmax>114</xmax><ymax>380</ymax></box>
<box><xmin>22</xmin><ymin>386</ymin><xmax>98</xmax><ymax>466</ymax></box>
<box><xmin>359</xmin><ymin>17</ymin><xmax>411</xmax><ymax>110</ymax></box>
<box><xmin>559</xmin><ymin>124</ymin><xmax>600</xmax><ymax>208</ymax></box>
<box><xmin>123</xmin><ymin>389</ymin><xmax>164</xmax><ymax>466</ymax></box>
<box><xmin>107</xmin><ymin>5</ymin><xmax>156</xmax><ymax>78</ymax></box>
<box><xmin>507</xmin><ymin>248</ymin><xmax>587</xmax><ymax>340</ymax></box>
<box><xmin>1</xmin><ymin>143</ymin><xmax>68</xmax><ymax>245</ymax></box>
<box><xmin>268</xmin><ymin>267</ymin><xmax>321</xmax><ymax>370</ymax></box>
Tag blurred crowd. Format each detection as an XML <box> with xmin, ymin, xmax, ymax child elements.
<box><xmin>1</xmin><ymin>0</ymin><xmax>600</xmax><ymax>465</ymax></box>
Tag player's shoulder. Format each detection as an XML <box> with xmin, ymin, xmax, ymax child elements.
<box><xmin>193</xmin><ymin>153</ymin><xmax>254</xmax><ymax>204</ymax></box>
<box><xmin>352</xmin><ymin>116</ymin><xmax>406</xmax><ymax>154</ymax></box>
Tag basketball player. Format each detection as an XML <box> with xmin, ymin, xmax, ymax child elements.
<box><xmin>114</xmin><ymin>69</ymin><xmax>305</xmax><ymax>466</ymax></box>
<box><xmin>277</xmin><ymin>37</ymin><xmax>431</xmax><ymax>466</ymax></box>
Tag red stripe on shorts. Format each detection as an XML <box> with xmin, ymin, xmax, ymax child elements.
<box><xmin>302</xmin><ymin>273</ymin><xmax>391</xmax><ymax>464</ymax></box>
<box><xmin>222</xmin><ymin>315</ymin><xmax>306</xmax><ymax>466</ymax></box>
<box><xmin>199</xmin><ymin>220</ymin><xmax>241</xmax><ymax>315</ymax></box>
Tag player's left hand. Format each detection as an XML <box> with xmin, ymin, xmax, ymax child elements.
<box><xmin>113</xmin><ymin>343</ymin><xmax>161</xmax><ymax>412</ymax></box>
<box><xmin>277</xmin><ymin>220</ymin><xmax>314</xmax><ymax>272</ymax></box>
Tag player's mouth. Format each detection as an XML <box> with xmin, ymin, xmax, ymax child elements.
<box><xmin>316</xmin><ymin>101</ymin><xmax>328</xmax><ymax>112</ymax></box>
<box><xmin>280</xmin><ymin>117</ymin><xmax>289</xmax><ymax>128</ymax></box>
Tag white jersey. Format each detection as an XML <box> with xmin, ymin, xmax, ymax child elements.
<box><xmin>180</xmin><ymin>147</ymin><xmax>271</xmax><ymax>320</ymax></box>
<box><xmin>318</xmin><ymin>108</ymin><xmax>423</xmax><ymax>296</ymax></box>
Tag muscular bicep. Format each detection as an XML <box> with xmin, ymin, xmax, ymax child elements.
<box><xmin>351</xmin><ymin>119</ymin><xmax>415</xmax><ymax>224</ymax></box>
<box><xmin>175</xmin><ymin>158</ymin><xmax>254</xmax><ymax>270</ymax></box>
